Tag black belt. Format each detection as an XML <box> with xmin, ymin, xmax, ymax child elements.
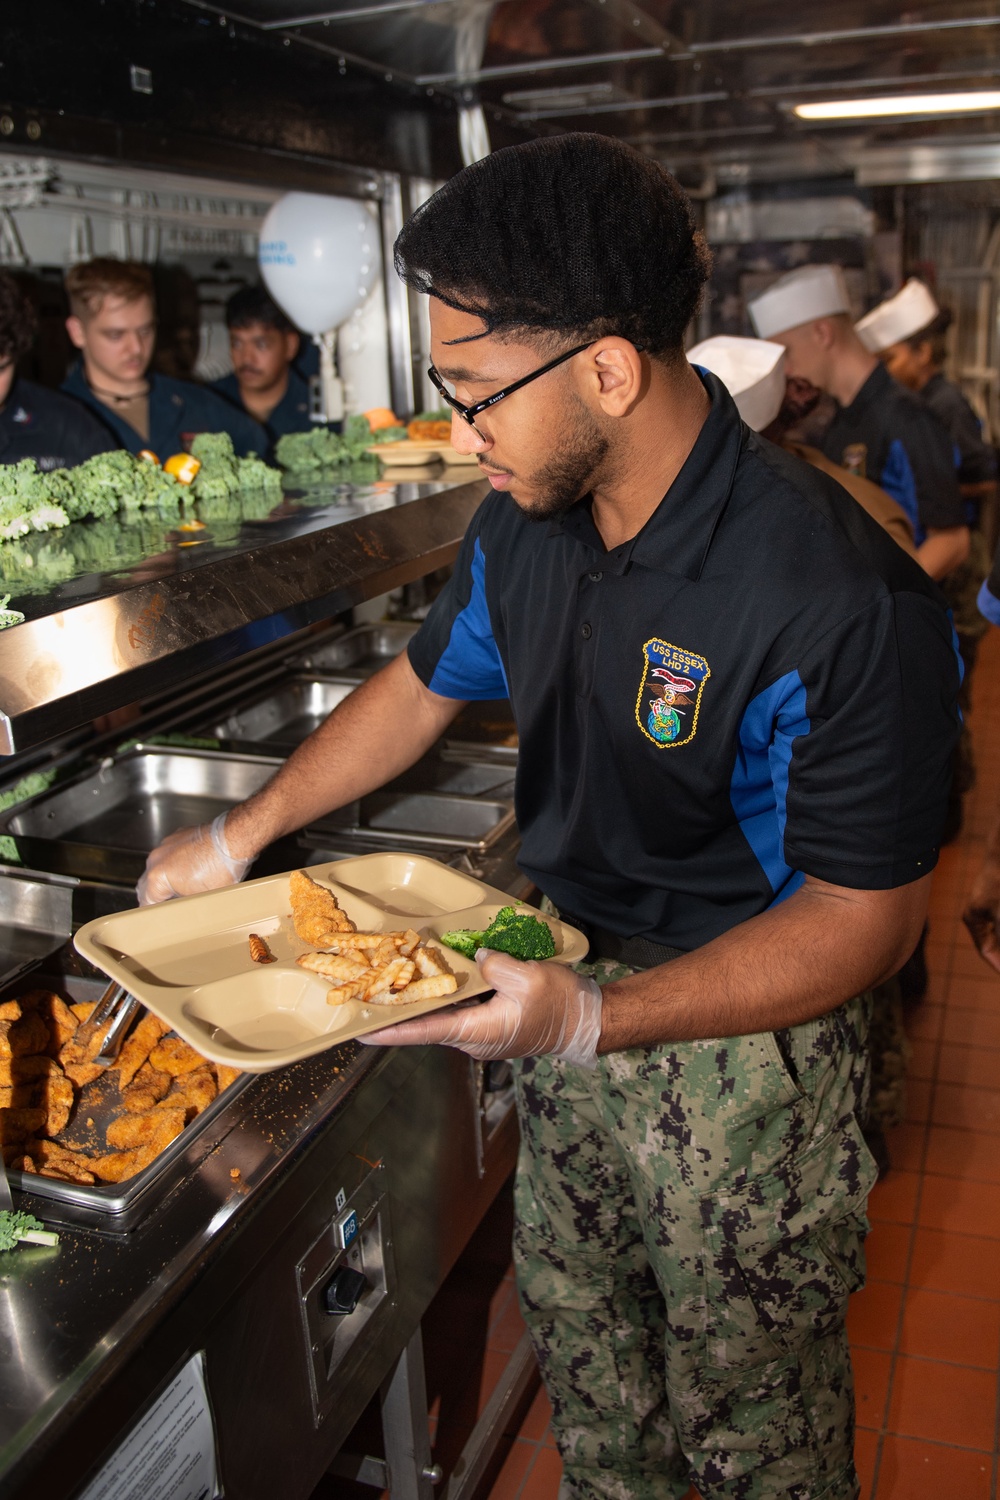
<box><xmin>559</xmin><ymin>910</ymin><xmax>686</xmax><ymax>971</ymax></box>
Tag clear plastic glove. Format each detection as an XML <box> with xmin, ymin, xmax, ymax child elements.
<box><xmin>360</xmin><ymin>948</ymin><xmax>604</xmax><ymax>1066</ymax></box>
<box><xmin>136</xmin><ymin>812</ymin><xmax>252</xmax><ymax>905</ymax></box>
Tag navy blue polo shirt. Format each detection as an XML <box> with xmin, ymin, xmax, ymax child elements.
<box><xmin>408</xmin><ymin>373</ymin><xmax>961</xmax><ymax>952</ymax></box>
<box><xmin>0</xmin><ymin>377</ymin><xmax>114</xmax><ymax>469</ymax></box>
<box><xmin>921</xmin><ymin>372</ymin><xmax>997</xmax><ymax>488</ymax></box>
<box><xmin>211</xmin><ymin>366</ymin><xmax>325</xmax><ymax>447</ymax></box>
<box><xmin>820</xmin><ymin>361</ymin><xmax>965</xmax><ymax>546</ymax></box>
<box><xmin>62</xmin><ymin>365</ymin><xmax>267</xmax><ymax>459</ymax></box>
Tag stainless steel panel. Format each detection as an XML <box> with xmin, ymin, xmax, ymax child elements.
<box><xmin>0</xmin><ymin>874</ymin><xmax>74</xmax><ymax>975</ymax></box>
<box><xmin>306</xmin><ymin>791</ymin><xmax>515</xmax><ymax>852</ymax></box>
<box><xmin>203</xmin><ymin>677</ymin><xmax>357</xmax><ymax>752</ymax></box>
<box><xmin>0</xmin><ymin>747</ymin><xmax>280</xmax><ymax>883</ymax></box>
<box><xmin>287</xmin><ymin>621</ymin><xmax>419</xmax><ymax>679</ymax></box>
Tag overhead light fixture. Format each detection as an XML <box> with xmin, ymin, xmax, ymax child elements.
<box><xmin>795</xmin><ymin>91</ymin><xmax>1000</xmax><ymax>120</ymax></box>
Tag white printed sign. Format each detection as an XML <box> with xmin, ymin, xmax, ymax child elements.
<box><xmin>78</xmin><ymin>1352</ymin><xmax>222</xmax><ymax>1500</ymax></box>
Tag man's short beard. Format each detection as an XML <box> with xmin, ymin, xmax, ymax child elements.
<box><xmin>515</xmin><ymin>398</ymin><xmax>610</xmax><ymax>522</ymax></box>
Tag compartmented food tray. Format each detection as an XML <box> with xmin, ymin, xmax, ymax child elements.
<box><xmin>287</xmin><ymin>621</ymin><xmax>418</xmax><ymax>679</ymax></box>
<box><xmin>74</xmin><ymin>853</ymin><xmax>588</xmax><ymax>1072</ymax></box>
<box><xmin>0</xmin><ymin>747</ymin><xmax>280</xmax><ymax>883</ymax></box>
<box><xmin>304</xmin><ymin>790</ymin><xmax>516</xmax><ymax>853</ymax></box>
<box><xmin>199</xmin><ymin>677</ymin><xmax>357</xmax><ymax>753</ymax></box>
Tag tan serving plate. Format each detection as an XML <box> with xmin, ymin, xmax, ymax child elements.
<box><xmin>73</xmin><ymin>854</ymin><xmax>588</xmax><ymax>1073</ymax></box>
<box><xmin>369</xmin><ymin>441</ymin><xmax>443</xmax><ymax>466</ymax></box>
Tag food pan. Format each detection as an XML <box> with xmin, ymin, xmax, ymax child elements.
<box><xmin>198</xmin><ymin>677</ymin><xmax>357</xmax><ymax>754</ymax></box>
<box><xmin>304</xmin><ymin>791</ymin><xmax>515</xmax><ymax>854</ymax></box>
<box><xmin>287</xmin><ymin>622</ymin><xmax>419</xmax><ymax>679</ymax></box>
<box><xmin>75</xmin><ymin>853</ymin><xmax>588</xmax><ymax>1072</ymax></box>
<box><xmin>0</xmin><ymin>959</ymin><xmax>253</xmax><ymax>1232</ymax></box>
<box><xmin>0</xmin><ymin>747</ymin><xmax>280</xmax><ymax>884</ymax></box>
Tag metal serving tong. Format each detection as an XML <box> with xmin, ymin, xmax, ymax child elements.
<box><xmin>91</xmin><ymin>981</ymin><xmax>142</xmax><ymax>1067</ymax></box>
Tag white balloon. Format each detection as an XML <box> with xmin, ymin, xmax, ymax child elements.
<box><xmin>258</xmin><ymin>192</ymin><xmax>379</xmax><ymax>335</ymax></box>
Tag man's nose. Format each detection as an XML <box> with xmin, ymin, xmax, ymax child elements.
<box><xmin>450</xmin><ymin>410</ymin><xmax>489</xmax><ymax>455</ymax></box>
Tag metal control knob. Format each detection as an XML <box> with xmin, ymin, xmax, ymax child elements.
<box><xmin>323</xmin><ymin>1265</ymin><xmax>368</xmax><ymax>1316</ymax></box>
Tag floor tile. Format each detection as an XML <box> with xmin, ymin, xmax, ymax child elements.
<box><xmin>923</xmin><ymin>1124</ymin><xmax>1000</xmax><ymax>1184</ymax></box>
<box><xmin>935</xmin><ymin>1042</ymin><xmax>1000</xmax><ymax>1091</ymax></box>
<box><xmin>948</xmin><ymin>944</ymin><xmax>997</xmax><ymax>980</ymax></box>
<box><xmin>905</xmin><ymin>1004</ymin><xmax>945</xmax><ymax>1043</ymax></box>
<box><xmin>863</xmin><ymin>1221</ymin><xmax>912</xmax><ymax>1285</ymax></box>
<box><xmin>885</xmin><ymin>1356</ymin><xmax>997</xmax><ymax>1449</ymax></box>
<box><xmin>918</xmin><ymin>1175</ymin><xmax>1000</xmax><ymax>1238</ymax></box>
<box><xmin>521</xmin><ymin>1445</ymin><xmax>562</xmax><ymax>1499</ymax></box>
<box><xmin>946</xmin><ymin>973</ymin><xmax>1000</xmax><ymax>1011</ymax></box>
<box><xmin>903</xmin><ymin>1079</ymin><xmax>932</xmax><ymax>1124</ymax></box>
<box><xmin>908</xmin><ymin>1226</ymin><xmax>1000</xmax><ymax>1300</ymax></box>
<box><xmin>851</xmin><ymin>1347</ymin><xmax>892</xmax><ymax>1431</ymax></box>
<box><xmin>854</xmin><ymin>1428</ymin><xmax>879</xmax><ymax>1498</ymax></box>
<box><xmin>897</xmin><ymin>1287</ymin><xmax>1000</xmax><ymax>1368</ymax></box>
<box><xmin>941</xmin><ymin>1005</ymin><xmax>1000</xmax><ymax>1049</ymax></box>
<box><xmin>874</xmin><ymin>1434</ymin><xmax>992</xmax><ymax>1499</ymax></box>
<box><xmin>904</xmin><ymin>1037</ymin><xmax>937</xmax><ymax>1081</ymax></box>
<box><xmin>932</xmin><ymin>1081</ymin><xmax>1000</xmax><ymax>1132</ymax></box>
<box><xmin>882</xmin><ymin>1122</ymin><xmax>926</xmax><ymax>1173</ymax></box>
<box><xmin>868</xmin><ymin>1170</ymin><xmax>921</xmax><ymax>1225</ymax></box>
<box><xmin>847</xmin><ymin>1281</ymin><xmax>903</xmax><ymax>1351</ymax></box>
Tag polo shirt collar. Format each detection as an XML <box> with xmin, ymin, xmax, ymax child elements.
<box><xmin>548</xmin><ymin>370</ymin><xmax>745</xmax><ymax>581</ymax></box>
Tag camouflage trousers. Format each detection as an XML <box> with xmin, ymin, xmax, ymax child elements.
<box><xmin>511</xmin><ymin>973</ymin><xmax>876</xmax><ymax>1500</ymax></box>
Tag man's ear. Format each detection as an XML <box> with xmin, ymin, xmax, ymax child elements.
<box><xmin>588</xmin><ymin>339</ymin><xmax>645</xmax><ymax>417</ymax></box>
<box><xmin>812</xmin><ymin>318</ymin><xmax>837</xmax><ymax>352</ymax></box>
<box><xmin>286</xmin><ymin>331</ymin><xmax>301</xmax><ymax>363</ymax></box>
<box><xmin>66</xmin><ymin>315</ymin><xmax>86</xmax><ymax>351</ymax></box>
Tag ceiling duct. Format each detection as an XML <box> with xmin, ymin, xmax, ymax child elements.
<box><xmin>503</xmin><ymin>82</ymin><xmax>632</xmax><ymax>112</ymax></box>
<box><xmin>857</xmin><ymin>139</ymin><xmax>1000</xmax><ymax>184</ymax></box>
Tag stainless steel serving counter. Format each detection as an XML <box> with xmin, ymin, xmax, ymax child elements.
<box><xmin>0</xmin><ymin>471</ymin><xmax>488</xmax><ymax>754</ymax></box>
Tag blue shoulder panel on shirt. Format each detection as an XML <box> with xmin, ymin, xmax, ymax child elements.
<box><xmin>978</xmin><ymin>579</ymin><xmax>1000</xmax><ymax>628</ymax></box>
<box><xmin>880</xmin><ymin>439</ymin><xmax>922</xmax><ymax>541</ymax></box>
<box><xmin>428</xmin><ymin>538</ymin><xmax>510</xmax><ymax>701</ymax></box>
<box><xmin>730</xmin><ymin>669</ymin><xmax>809</xmax><ymax>906</ymax></box>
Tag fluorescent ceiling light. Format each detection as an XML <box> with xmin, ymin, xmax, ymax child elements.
<box><xmin>795</xmin><ymin>91</ymin><xmax>1000</xmax><ymax>120</ymax></box>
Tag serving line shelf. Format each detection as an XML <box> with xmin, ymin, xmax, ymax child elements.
<box><xmin>0</xmin><ymin>472</ymin><xmax>487</xmax><ymax>755</ymax></box>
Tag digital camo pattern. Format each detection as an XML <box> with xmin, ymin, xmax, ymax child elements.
<box><xmin>512</xmin><ymin>992</ymin><xmax>875</xmax><ymax>1499</ymax></box>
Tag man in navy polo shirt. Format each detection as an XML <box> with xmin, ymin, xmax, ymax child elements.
<box><xmin>138</xmin><ymin>136</ymin><xmax>960</xmax><ymax>1499</ymax></box>
<box><xmin>212</xmin><ymin>284</ymin><xmax>317</xmax><ymax>449</ymax></box>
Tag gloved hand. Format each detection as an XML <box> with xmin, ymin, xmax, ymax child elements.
<box><xmin>136</xmin><ymin>812</ymin><xmax>253</xmax><ymax>905</ymax></box>
<box><xmin>360</xmin><ymin>948</ymin><xmax>604</xmax><ymax>1066</ymax></box>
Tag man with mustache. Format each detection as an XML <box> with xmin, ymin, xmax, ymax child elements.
<box><xmin>212</xmin><ymin>284</ymin><xmax>316</xmax><ymax>448</ymax></box>
<box><xmin>139</xmin><ymin>135</ymin><xmax>961</xmax><ymax>1500</ymax></box>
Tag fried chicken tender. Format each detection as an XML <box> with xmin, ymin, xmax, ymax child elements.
<box><xmin>121</xmin><ymin>1062</ymin><xmax>173</xmax><ymax>1114</ymax></box>
<box><xmin>0</xmin><ymin>1106</ymin><xmax>47</xmax><ymax>1143</ymax></box>
<box><xmin>39</xmin><ymin>1163</ymin><xmax>97</xmax><ymax>1185</ymax></box>
<box><xmin>36</xmin><ymin>995</ymin><xmax>79</xmax><ymax>1055</ymax></box>
<box><xmin>70</xmin><ymin>1002</ymin><xmax>95</xmax><ymax>1024</ymax></box>
<box><xmin>106</xmin><ymin>1105</ymin><xmax>185</xmax><ymax>1152</ymax></box>
<box><xmin>59</xmin><ymin>1016</ymin><xmax>114</xmax><ymax>1089</ymax></box>
<box><xmin>0</xmin><ymin>1012</ymin><xmax>49</xmax><ymax>1059</ymax></box>
<box><xmin>212</xmin><ymin>1063</ymin><xmax>242</xmax><ymax>1092</ymax></box>
<box><xmin>91</xmin><ymin>1144</ymin><xmax>159</xmax><ymax>1183</ymax></box>
<box><xmin>149</xmin><ymin>1037</ymin><xmax>208</xmax><ymax>1078</ymax></box>
<box><xmin>0</xmin><ymin>1084</ymin><xmax>34</xmax><ymax>1110</ymax></box>
<box><xmin>289</xmin><ymin>869</ymin><xmax>356</xmax><ymax>945</ymax></box>
<box><xmin>115</xmin><ymin>1013</ymin><xmax>170</xmax><ymax>1090</ymax></box>
<box><xmin>160</xmin><ymin>1066</ymin><xmax>216</xmax><ymax>1121</ymax></box>
<box><xmin>37</xmin><ymin>1070</ymin><xmax>74</xmax><ymax>1138</ymax></box>
<box><xmin>0</xmin><ymin>1053</ymin><xmax>57</xmax><ymax>1088</ymax></box>
<box><xmin>0</xmin><ymin>1001</ymin><xmax>21</xmax><ymax>1022</ymax></box>
<box><xmin>25</xmin><ymin>1138</ymin><xmax>99</xmax><ymax>1178</ymax></box>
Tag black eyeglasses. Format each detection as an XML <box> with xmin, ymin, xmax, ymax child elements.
<box><xmin>427</xmin><ymin>341</ymin><xmax>595</xmax><ymax>428</ymax></box>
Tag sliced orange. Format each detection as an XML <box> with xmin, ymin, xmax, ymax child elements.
<box><xmin>137</xmin><ymin>448</ymin><xmax>160</xmax><ymax>465</ymax></box>
<box><xmin>163</xmin><ymin>453</ymin><xmax>201</xmax><ymax>485</ymax></box>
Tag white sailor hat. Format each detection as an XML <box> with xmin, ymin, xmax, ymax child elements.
<box><xmin>855</xmin><ymin>278</ymin><xmax>940</xmax><ymax>353</ymax></box>
<box><xmin>747</xmin><ymin>264</ymin><xmax>852</xmax><ymax>339</ymax></box>
<box><xmin>687</xmin><ymin>335</ymin><xmax>787</xmax><ymax>432</ymax></box>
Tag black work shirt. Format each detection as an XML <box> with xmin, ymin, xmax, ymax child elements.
<box><xmin>820</xmin><ymin>362</ymin><xmax>965</xmax><ymax>545</ymax></box>
<box><xmin>409</xmin><ymin>374</ymin><xmax>961</xmax><ymax>952</ymax></box>
<box><xmin>0</xmin><ymin>377</ymin><xmax>114</xmax><ymax>469</ymax></box>
<box><xmin>922</xmin><ymin>373</ymin><xmax>997</xmax><ymax>488</ymax></box>
<box><xmin>211</xmin><ymin>366</ymin><xmax>321</xmax><ymax>448</ymax></box>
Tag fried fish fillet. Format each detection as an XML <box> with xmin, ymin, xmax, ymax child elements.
<box><xmin>289</xmin><ymin>869</ymin><xmax>356</xmax><ymax>946</ymax></box>
<box><xmin>121</xmin><ymin>1062</ymin><xmax>173</xmax><ymax>1114</ymax></box>
<box><xmin>159</xmin><ymin>1066</ymin><xmax>216</xmax><ymax>1120</ymax></box>
<box><xmin>91</xmin><ymin>1143</ymin><xmax>159</xmax><ymax>1183</ymax></box>
<box><xmin>0</xmin><ymin>1013</ymin><xmax>50</xmax><ymax>1060</ymax></box>
<box><xmin>106</xmin><ymin>1105</ymin><xmax>185</xmax><ymax>1152</ymax></box>
<box><xmin>149</xmin><ymin>1037</ymin><xmax>208</xmax><ymax>1078</ymax></box>
<box><xmin>115</xmin><ymin>1013</ymin><xmax>170</xmax><ymax>1090</ymax></box>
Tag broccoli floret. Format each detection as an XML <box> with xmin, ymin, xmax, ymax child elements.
<box><xmin>0</xmin><ymin>1210</ymin><xmax>58</xmax><ymax>1252</ymax></box>
<box><xmin>0</xmin><ymin>594</ymin><xmax>24</xmax><ymax>629</ymax></box>
<box><xmin>481</xmin><ymin>906</ymin><xmax>557</xmax><ymax>960</ymax></box>
<box><xmin>373</xmin><ymin>426</ymin><xmax>408</xmax><ymax>444</ymax></box>
<box><xmin>440</xmin><ymin>929</ymin><xmax>485</xmax><ymax>960</ymax></box>
<box><xmin>191</xmin><ymin>431</ymin><xmax>237</xmax><ymax>468</ymax></box>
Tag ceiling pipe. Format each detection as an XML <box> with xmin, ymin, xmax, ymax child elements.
<box><xmin>749</xmin><ymin>67</ymin><xmax>1000</xmax><ymax>100</ymax></box>
<box><xmin>517</xmin><ymin>90</ymin><xmax>728</xmax><ymax>121</ymax></box>
<box><xmin>418</xmin><ymin>46</ymin><xmax>663</xmax><ymax>85</ymax></box>
<box><xmin>690</xmin><ymin>15</ymin><xmax>1000</xmax><ymax>55</ymax></box>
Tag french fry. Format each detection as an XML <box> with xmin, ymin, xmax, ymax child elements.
<box><xmin>392</xmin><ymin>974</ymin><xmax>458</xmax><ymax>1004</ymax></box>
<box><xmin>363</xmin><ymin>958</ymin><xmax>410</xmax><ymax>1000</ymax></box>
<box><xmin>322</xmin><ymin>930</ymin><xmax>407</xmax><ymax>952</ymax></box>
<box><xmin>391</xmin><ymin>960</ymin><xmax>416</xmax><ymax>991</ymax></box>
<box><xmin>413</xmin><ymin>944</ymin><xmax>448</xmax><ymax>978</ymax></box>
<box><xmin>297</xmin><ymin>952</ymin><xmax>371</xmax><ymax>982</ymax></box>
<box><xmin>326</xmin><ymin>977</ymin><xmax>371</xmax><ymax>1008</ymax></box>
<box><xmin>398</xmin><ymin>929</ymin><xmax>421</xmax><ymax>957</ymax></box>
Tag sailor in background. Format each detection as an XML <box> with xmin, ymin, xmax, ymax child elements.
<box><xmin>212</xmin><ymin>285</ymin><xmax>322</xmax><ymax>450</ymax></box>
<box><xmin>748</xmin><ymin>264</ymin><xmax>969</xmax><ymax>583</ymax></box>
<box><xmin>0</xmin><ymin>270</ymin><xmax>113</xmax><ymax>470</ymax></box>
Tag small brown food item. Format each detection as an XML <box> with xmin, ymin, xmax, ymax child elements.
<box><xmin>229</xmin><ymin>1167</ymin><xmax>241</xmax><ymax>1180</ymax></box>
<box><xmin>0</xmin><ymin>1106</ymin><xmax>47</xmax><ymax>1143</ymax></box>
<box><xmin>248</xmin><ymin>932</ymin><xmax>276</xmax><ymax>965</ymax></box>
<box><xmin>115</xmin><ymin>1013</ymin><xmax>170</xmax><ymax>1090</ymax></box>
<box><xmin>0</xmin><ymin>1012</ymin><xmax>50</xmax><ymax>1059</ymax></box>
<box><xmin>407</xmin><ymin>418</ymin><xmax>452</xmax><ymax>443</ymax></box>
<box><xmin>160</xmin><ymin>1066</ymin><xmax>216</xmax><ymax>1120</ymax></box>
<box><xmin>59</xmin><ymin>1017</ymin><xmax>114</xmax><ymax>1089</ymax></box>
<box><xmin>106</xmin><ymin>1105</ymin><xmax>185</xmax><ymax>1152</ymax></box>
<box><xmin>37</xmin><ymin>1069</ymin><xmax>74</xmax><ymax>1137</ymax></box>
<box><xmin>91</xmin><ymin>1144</ymin><xmax>158</xmax><ymax>1183</ymax></box>
<box><xmin>149</xmin><ymin>1037</ymin><xmax>208</xmax><ymax>1078</ymax></box>
<box><xmin>122</xmin><ymin>1063</ymin><xmax>173</xmax><ymax>1114</ymax></box>
<box><xmin>213</xmin><ymin>1063</ymin><xmax>242</xmax><ymax>1092</ymax></box>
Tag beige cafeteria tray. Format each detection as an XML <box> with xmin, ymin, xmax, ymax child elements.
<box><xmin>73</xmin><ymin>853</ymin><xmax>588</xmax><ymax>1073</ymax></box>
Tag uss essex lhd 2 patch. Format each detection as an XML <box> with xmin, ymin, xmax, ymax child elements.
<box><xmin>635</xmin><ymin>638</ymin><xmax>710</xmax><ymax>747</ymax></box>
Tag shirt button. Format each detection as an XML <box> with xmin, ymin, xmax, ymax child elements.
<box><xmin>581</xmin><ymin>622</ymin><xmax>592</xmax><ymax>640</ymax></box>
<box><xmin>588</xmin><ymin>571</ymin><xmax>603</xmax><ymax>582</ymax></box>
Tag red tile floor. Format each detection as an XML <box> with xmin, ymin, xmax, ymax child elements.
<box><xmin>325</xmin><ymin>630</ymin><xmax>1000</xmax><ymax>1500</ymax></box>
